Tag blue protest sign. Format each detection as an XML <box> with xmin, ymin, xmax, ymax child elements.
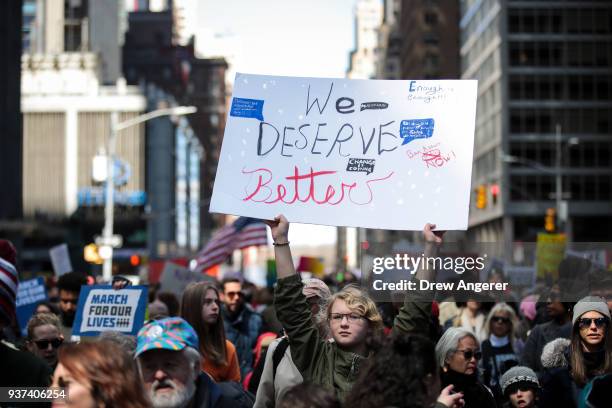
<box><xmin>15</xmin><ymin>277</ymin><xmax>48</xmax><ymax>336</ymax></box>
<box><xmin>230</xmin><ymin>97</ymin><xmax>265</xmax><ymax>121</ymax></box>
<box><xmin>72</xmin><ymin>285</ymin><xmax>148</xmax><ymax>336</ymax></box>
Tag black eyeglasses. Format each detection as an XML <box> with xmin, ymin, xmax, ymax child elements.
<box><xmin>34</xmin><ymin>338</ymin><xmax>63</xmax><ymax>349</ymax></box>
<box><xmin>492</xmin><ymin>316</ymin><xmax>511</xmax><ymax>324</ymax></box>
<box><xmin>578</xmin><ymin>317</ymin><xmax>609</xmax><ymax>329</ymax></box>
<box><xmin>456</xmin><ymin>349</ymin><xmax>482</xmax><ymax>360</ymax></box>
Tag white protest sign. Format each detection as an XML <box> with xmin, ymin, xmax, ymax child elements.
<box><xmin>74</xmin><ymin>285</ymin><xmax>147</xmax><ymax>336</ymax></box>
<box><xmin>210</xmin><ymin>73</ymin><xmax>477</xmax><ymax>230</ymax></box>
<box><xmin>159</xmin><ymin>262</ymin><xmax>215</xmax><ymax>298</ymax></box>
<box><xmin>49</xmin><ymin>243</ymin><xmax>73</xmax><ymax>276</ymax></box>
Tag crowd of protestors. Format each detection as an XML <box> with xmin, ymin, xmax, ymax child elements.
<box><xmin>1</xmin><ymin>214</ymin><xmax>612</xmax><ymax>408</ymax></box>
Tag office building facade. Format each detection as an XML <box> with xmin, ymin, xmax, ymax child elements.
<box><xmin>462</xmin><ymin>0</ymin><xmax>612</xmax><ymax>243</ymax></box>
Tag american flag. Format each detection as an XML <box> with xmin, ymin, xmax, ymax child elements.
<box><xmin>193</xmin><ymin>217</ymin><xmax>269</xmax><ymax>272</ymax></box>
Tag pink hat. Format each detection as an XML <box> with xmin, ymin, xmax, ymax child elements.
<box><xmin>520</xmin><ymin>295</ymin><xmax>538</xmax><ymax>321</ymax></box>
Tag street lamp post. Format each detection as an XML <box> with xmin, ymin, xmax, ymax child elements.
<box><xmin>502</xmin><ymin>126</ymin><xmax>578</xmax><ymax>234</ymax></box>
<box><xmin>101</xmin><ymin>106</ymin><xmax>197</xmax><ymax>282</ymax></box>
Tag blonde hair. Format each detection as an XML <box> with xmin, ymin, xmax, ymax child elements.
<box><xmin>326</xmin><ymin>284</ymin><xmax>383</xmax><ymax>332</ymax></box>
<box><xmin>27</xmin><ymin>312</ymin><xmax>61</xmax><ymax>340</ymax></box>
<box><xmin>484</xmin><ymin>303</ymin><xmax>519</xmax><ymax>344</ymax></box>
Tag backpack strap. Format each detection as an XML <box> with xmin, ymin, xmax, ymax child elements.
<box><xmin>272</xmin><ymin>337</ymin><xmax>290</xmax><ymax>379</ymax></box>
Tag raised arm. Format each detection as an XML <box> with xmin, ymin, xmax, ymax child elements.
<box><xmin>268</xmin><ymin>215</ymin><xmax>325</xmax><ymax>377</ymax></box>
<box><xmin>393</xmin><ymin>223</ymin><xmax>444</xmax><ymax>335</ymax></box>
<box><xmin>266</xmin><ymin>214</ymin><xmax>295</xmax><ymax>279</ymax></box>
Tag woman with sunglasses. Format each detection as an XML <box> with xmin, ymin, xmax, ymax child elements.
<box><xmin>436</xmin><ymin>327</ymin><xmax>497</xmax><ymax>407</ymax></box>
<box><xmin>180</xmin><ymin>281</ymin><xmax>241</xmax><ymax>382</ymax></box>
<box><xmin>539</xmin><ymin>296</ymin><xmax>612</xmax><ymax>408</ymax></box>
<box><xmin>392</xmin><ymin>223</ymin><xmax>496</xmax><ymax>407</ymax></box>
<box><xmin>25</xmin><ymin>312</ymin><xmax>64</xmax><ymax>371</ymax></box>
<box><xmin>481</xmin><ymin>303</ymin><xmax>520</xmax><ymax>403</ymax></box>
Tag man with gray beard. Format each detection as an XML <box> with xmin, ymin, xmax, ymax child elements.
<box><xmin>136</xmin><ymin>317</ymin><xmax>253</xmax><ymax>408</ymax></box>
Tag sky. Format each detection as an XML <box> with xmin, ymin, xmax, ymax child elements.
<box><xmin>197</xmin><ymin>0</ymin><xmax>357</xmax><ymax>78</ymax></box>
<box><xmin>197</xmin><ymin>0</ymin><xmax>360</xmax><ymax>245</ymax></box>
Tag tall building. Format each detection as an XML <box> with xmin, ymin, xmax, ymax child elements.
<box><xmin>462</xmin><ymin>0</ymin><xmax>612</xmax><ymax>244</ymax></box>
<box><xmin>22</xmin><ymin>0</ymin><xmax>122</xmax><ymax>84</ymax></box>
<box><xmin>0</xmin><ymin>0</ymin><xmax>23</xmax><ymax>233</ymax></box>
<box><xmin>375</xmin><ymin>0</ymin><xmax>402</xmax><ymax>79</ymax></box>
<box><xmin>347</xmin><ymin>0</ymin><xmax>384</xmax><ymax>79</ymax></box>
<box><xmin>399</xmin><ymin>0</ymin><xmax>460</xmax><ymax>79</ymax></box>
<box><xmin>123</xmin><ymin>8</ymin><xmax>227</xmax><ymax>251</ymax></box>
<box><xmin>16</xmin><ymin>0</ymin><xmax>161</xmax><ymax>275</ymax></box>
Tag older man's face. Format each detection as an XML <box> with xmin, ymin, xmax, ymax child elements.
<box><xmin>138</xmin><ymin>349</ymin><xmax>196</xmax><ymax>408</ymax></box>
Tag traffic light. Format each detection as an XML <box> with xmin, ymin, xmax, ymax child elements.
<box><xmin>476</xmin><ymin>185</ymin><xmax>487</xmax><ymax>209</ymax></box>
<box><xmin>490</xmin><ymin>183</ymin><xmax>500</xmax><ymax>205</ymax></box>
<box><xmin>130</xmin><ymin>254</ymin><xmax>141</xmax><ymax>267</ymax></box>
<box><xmin>545</xmin><ymin>208</ymin><xmax>556</xmax><ymax>232</ymax></box>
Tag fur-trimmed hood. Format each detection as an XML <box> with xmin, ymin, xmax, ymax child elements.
<box><xmin>541</xmin><ymin>337</ymin><xmax>571</xmax><ymax>369</ymax></box>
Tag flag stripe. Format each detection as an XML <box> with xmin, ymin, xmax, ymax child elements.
<box><xmin>193</xmin><ymin>218</ymin><xmax>268</xmax><ymax>271</ymax></box>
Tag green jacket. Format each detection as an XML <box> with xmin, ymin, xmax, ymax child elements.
<box><xmin>274</xmin><ymin>274</ymin><xmax>363</xmax><ymax>401</ymax></box>
<box><xmin>392</xmin><ymin>287</ymin><xmax>433</xmax><ymax>336</ymax></box>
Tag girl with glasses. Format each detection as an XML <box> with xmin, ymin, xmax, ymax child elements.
<box><xmin>539</xmin><ymin>296</ymin><xmax>612</xmax><ymax>408</ymax></box>
<box><xmin>267</xmin><ymin>214</ymin><xmax>383</xmax><ymax>402</ymax></box>
<box><xmin>481</xmin><ymin>303</ymin><xmax>521</xmax><ymax>404</ymax></box>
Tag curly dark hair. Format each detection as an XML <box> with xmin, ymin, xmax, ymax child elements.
<box><xmin>344</xmin><ymin>333</ymin><xmax>438</xmax><ymax>408</ymax></box>
<box><xmin>57</xmin><ymin>271</ymin><xmax>88</xmax><ymax>294</ymax></box>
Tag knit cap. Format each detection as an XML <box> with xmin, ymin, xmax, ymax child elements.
<box><xmin>501</xmin><ymin>366</ymin><xmax>540</xmax><ymax>395</ymax></box>
<box><xmin>302</xmin><ymin>278</ymin><xmax>331</xmax><ymax>300</ymax></box>
<box><xmin>572</xmin><ymin>296</ymin><xmax>611</xmax><ymax>325</ymax></box>
<box><xmin>0</xmin><ymin>240</ymin><xmax>18</xmax><ymax>326</ymax></box>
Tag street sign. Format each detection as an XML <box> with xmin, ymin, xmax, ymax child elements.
<box><xmin>95</xmin><ymin>234</ymin><xmax>123</xmax><ymax>248</ymax></box>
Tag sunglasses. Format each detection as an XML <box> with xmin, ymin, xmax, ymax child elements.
<box><xmin>492</xmin><ymin>316</ymin><xmax>511</xmax><ymax>324</ymax></box>
<box><xmin>226</xmin><ymin>291</ymin><xmax>243</xmax><ymax>299</ymax></box>
<box><xmin>578</xmin><ymin>317</ymin><xmax>609</xmax><ymax>329</ymax></box>
<box><xmin>456</xmin><ymin>349</ymin><xmax>482</xmax><ymax>361</ymax></box>
<box><xmin>34</xmin><ymin>338</ymin><xmax>63</xmax><ymax>349</ymax></box>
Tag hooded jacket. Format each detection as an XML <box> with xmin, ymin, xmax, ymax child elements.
<box><xmin>274</xmin><ymin>274</ymin><xmax>363</xmax><ymax>401</ymax></box>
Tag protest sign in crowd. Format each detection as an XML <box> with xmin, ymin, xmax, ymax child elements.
<box><xmin>1</xmin><ymin>75</ymin><xmax>611</xmax><ymax>408</ymax></box>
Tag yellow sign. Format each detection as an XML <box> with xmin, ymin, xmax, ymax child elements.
<box><xmin>536</xmin><ymin>233</ymin><xmax>567</xmax><ymax>280</ymax></box>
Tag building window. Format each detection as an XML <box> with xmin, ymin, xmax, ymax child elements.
<box><xmin>423</xmin><ymin>33</ymin><xmax>439</xmax><ymax>45</ymax></box>
<box><xmin>424</xmin><ymin>11</ymin><xmax>438</xmax><ymax>25</ymax></box>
